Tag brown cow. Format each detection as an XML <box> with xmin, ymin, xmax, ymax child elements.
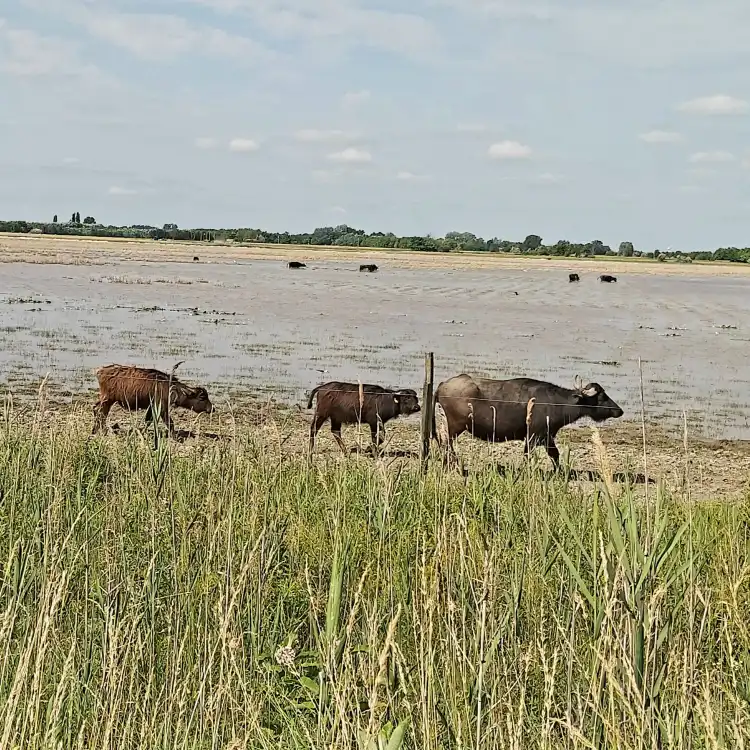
<box><xmin>307</xmin><ymin>381</ymin><xmax>420</xmax><ymax>454</ymax></box>
<box><xmin>92</xmin><ymin>362</ymin><xmax>214</xmax><ymax>436</ymax></box>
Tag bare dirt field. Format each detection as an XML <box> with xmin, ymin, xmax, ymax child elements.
<box><xmin>1</xmin><ymin>233</ymin><xmax>749</xmax><ymax>500</ymax></box>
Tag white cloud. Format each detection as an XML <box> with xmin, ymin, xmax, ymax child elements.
<box><xmin>639</xmin><ymin>130</ymin><xmax>684</xmax><ymax>144</ymax></box>
<box><xmin>532</xmin><ymin>172</ymin><xmax>564</xmax><ymax>185</ymax></box>
<box><xmin>342</xmin><ymin>89</ymin><xmax>371</xmax><ymax>107</ymax></box>
<box><xmin>396</xmin><ymin>170</ymin><xmax>429</xmax><ymax>181</ymax></box>
<box><xmin>108</xmin><ymin>186</ymin><xmax>137</xmax><ymax>196</ymax></box>
<box><xmin>74</xmin><ymin>9</ymin><xmax>273</xmax><ymax>65</ymax></box>
<box><xmin>294</xmin><ymin>129</ymin><xmax>355</xmax><ymax>143</ymax></box>
<box><xmin>194</xmin><ymin>136</ymin><xmax>218</xmax><ymax>150</ymax></box>
<box><xmin>0</xmin><ymin>22</ymin><xmax>102</xmax><ymax>81</ymax></box>
<box><xmin>687</xmin><ymin>167</ymin><xmax>717</xmax><ymax>178</ymax></box>
<box><xmin>688</xmin><ymin>151</ymin><xmax>735</xmax><ymax>163</ymax></box>
<box><xmin>457</xmin><ymin>123</ymin><xmax>488</xmax><ymax>133</ymax></box>
<box><xmin>164</xmin><ymin>1</ymin><xmax>441</xmax><ymax>61</ymax></box>
<box><xmin>435</xmin><ymin>0</ymin><xmax>553</xmax><ymax>21</ymax></box>
<box><xmin>327</xmin><ymin>147</ymin><xmax>372</xmax><ymax>164</ymax></box>
<box><xmin>678</xmin><ymin>94</ymin><xmax>749</xmax><ymax>115</ymax></box>
<box><xmin>488</xmin><ymin>140</ymin><xmax>532</xmax><ymax>159</ymax></box>
<box><xmin>228</xmin><ymin>138</ymin><xmax>260</xmax><ymax>152</ymax></box>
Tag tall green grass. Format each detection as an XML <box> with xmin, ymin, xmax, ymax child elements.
<box><xmin>0</xmin><ymin>407</ymin><xmax>749</xmax><ymax>748</ymax></box>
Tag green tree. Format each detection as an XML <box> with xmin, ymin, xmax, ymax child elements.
<box><xmin>75</xmin><ymin>212</ymin><xmax>81</xmax><ymax>224</ymax></box>
<box><xmin>53</xmin><ymin>214</ymin><xmax>58</xmax><ymax>223</ymax></box>
<box><xmin>83</xmin><ymin>216</ymin><xmax>96</xmax><ymax>225</ymax></box>
<box><xmin>618</xmin><ymin>241</ymin><xmax>634</xmax><ymax>257</ymax></box>
<box><xmin>523</xmin><ymin>234</ymin><xmax>542</xmax><ymax>251</ymax></box>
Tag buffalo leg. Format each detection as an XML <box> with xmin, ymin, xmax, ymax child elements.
<box><xmin>525</xmin><ymin>436</ymin><xmax>561</xmax><ymax>467</ymax></box>
<box><xmin>441</xmin><ymin>433</ymin><xmax>459</xmax><ymax>469</ymax></box>
<box><xmin>92</xmin><ymin>399</ymin><xmax>114</xmax><ymax>434</ymax></box>
<box><xmin>156</xmin><ymin>405</ymin><xmax>177</xmax><ymax>437</ymax></box>
<box><xmin>369</xmin><ymin>421</ymin><xmax>385</xmax><ymax>455</ymax></box>
<box><xmin>330</xmin><ymin>420</ymin><xmax>348</xmax><ymax>454</ymax></box>
<box><xmin>544</xmin><ymin>439</ymin><xmax>560</xmax><ymax>466</ymax></box>
<box><xmin>309</xmin><ymin>415</ymin><xmax>326</xmax><ymax>454</ymax></box>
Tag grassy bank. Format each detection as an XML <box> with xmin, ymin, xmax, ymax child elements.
<box><xmin>0</xmin><ymin>407</ymin><xmax>749</xmax><ymax>748</ymax></box>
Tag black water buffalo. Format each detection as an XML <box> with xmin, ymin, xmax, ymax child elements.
<box><xmin>193</xmin><ymin>256</ymin><xmax>199</xmax><ymax>261</ymax></box>
<box><xmin>288</xmin><ymin>261</ymin><xmax>307</xmax><ymax>269</ymax></box>
<box><xmin>433</xmin><ymin>374</ymin><xmax>623</xmax><ymax>465</ymax></box>
<box><xmin>308</xmin><ymin>381</ymin><xmax>420</xmax><ymax>454</ymax></box>
<box><xmin>569</xmin><ymin>273</ymin><xmax>580</xmax><ymax>282</ymax></box>
<box><xmin>599</xmin><ymin>274</ymin><xmax>617</xmax><ymax>283</ymax></box>
<box><xmin>359</xmin><ymin>264</ymin><xmax>378</xmax><ymax>272</ymax></box>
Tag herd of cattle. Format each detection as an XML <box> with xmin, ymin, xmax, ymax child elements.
<box><xmin>570</xmin><ymin>273</ymin><xmax>617</xmax><ymax>283</ymax></box>
<box><xmin>287</xmin><ymin>262</ymin><xmax>616</xmax><ymax>282</ymax></box>
<box><xmin>90</xmin><ymin>363</ymin><xmax>625</xmax><ymax>464</ymax></box>
<box><xmin>288</xmin><ymin>261</ymin><xmax>379</xmax><ymax>272</ymax></box>
<box><xmin>190</xmin><ymin>256</ymin><xmax>620</xmax><ymax>284</ymax></box>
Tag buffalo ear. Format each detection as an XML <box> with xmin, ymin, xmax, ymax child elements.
<box><xmin>573</xmin><ymin>392</ymin><xmax>585</xmax><ymax>404</ymax></box>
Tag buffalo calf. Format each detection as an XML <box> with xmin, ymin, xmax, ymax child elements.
<box><xmin>359</xmin><ymin>264</ymin><xmax>378</xmax><ymax>272</ymax></box>
<box><xmin>569</xmin><ymin>273</ymin><xmax>580</xmax><ymax>282</ymax></box>
<box><xmin>288</xmin><ymin>261</ymin><xmax>307</xmax><ymax>269</ymax></box>
<box><xmin>599</xmin><ymin>274</ymin><xmax>617</xmax><ymax>283</ymax></box>
<box><xmin>92</xmin><ymin>362</ymin><xmax>214</xmax><ymax>436</ymax></box>
<box><xmin>308</xmin><ymin>381</ymin><xmax>420</xmax><ymax>454</ymax></box>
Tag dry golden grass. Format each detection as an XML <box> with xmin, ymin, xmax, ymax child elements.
<box><xmin>2</xmin><ymin>232</ymin><xmax>750</xmax><ymax>276</ymax></box>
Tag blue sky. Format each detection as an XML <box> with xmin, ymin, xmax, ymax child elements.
<box><xmin>1</xmin><ymin>0</ymin><xmax>749</xmax><ymax>250</ymax></box>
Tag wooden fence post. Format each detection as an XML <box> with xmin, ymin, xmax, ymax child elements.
<box><xmin>420</xmin><ymin>352</ymin><xmax>435</xmax><ymax>471</ymax></box>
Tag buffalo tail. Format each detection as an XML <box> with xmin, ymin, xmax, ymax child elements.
<box><xmin>306</xmin><ymin>385</ymin><xmax>321</xmax><ymax>410</ymax></box>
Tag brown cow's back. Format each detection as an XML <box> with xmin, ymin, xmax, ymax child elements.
<box><xmin>95</xmin><ymin>364</ymin><xmax>174</xmax><ymax>411</ymax></box>
<box><xmin>92</xmin><ymin>363</ymin><xmax>213</xmax><ymax>435</ymax></box>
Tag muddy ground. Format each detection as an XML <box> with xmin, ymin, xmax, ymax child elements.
<box><xmin>0</xmin><ymin>234</ymin><xmax>748</xmax><ymax>500</ymax></box>
<box><xmin>12</xmin><ymin>394</ymin><xmax>750</xmax><ymax>502</ymax></box>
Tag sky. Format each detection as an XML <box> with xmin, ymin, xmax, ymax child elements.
<box><xmin>1</xmin><ymin>0</ymin><xmax>750</xmax><ymax>251</ymax></box>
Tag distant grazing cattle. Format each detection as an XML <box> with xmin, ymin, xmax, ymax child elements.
<box><xmin>288</xmin><ymin>261</ymin><xmax>307</xmax><ymax>269</ymax></box>
<box><xmin>433</xmin><ymin>373</ymin><xmax>623</xmax><ymax>466</ymax></box>
<box><xmin>599</xmin><ymin>274</ymin><xmax>617</xmax><ymax>283</ymax></box>
<box><xmin>193</xmin><ymin>256</ymin><xmax>199</xmax><ymax>261</ymax></box>
<box><xmin>92</xmin><ymin>362</ymin><xmax>214</xmax><ymax>437</ymax></box>
<box><xmin>569</xmin><ymin>273</ymin><xmax>580</xmax><ymax>282</ymax></box>
<box><xmin>307</xmin><ymin>381</ymin><xmax>420</xmax><ymax>454</ymax></box>
<box><xmin>359</xmin><ymin>264</ymin><xmax>378</xmax><ymax>273</ymax></box>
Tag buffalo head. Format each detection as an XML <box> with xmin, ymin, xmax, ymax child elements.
<box><xmin>177</xmin><ymin>385</ymin><xmax>215</xmax><ymax>414</ymax></box>
<box><xmin>394</xmin><ymin>388</ymin><xmax>420</xmax><ymax>415</ymax></box>
<box><xmin>574</xmin><ymin>381</ymin><xmax>623</xmax><ymax>422</ymax></box>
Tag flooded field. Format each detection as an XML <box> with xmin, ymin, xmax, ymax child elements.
<box><xmin>1</xmin><ymin>257</ymin><xmax>748</xmax><ymax>439</ymax></box>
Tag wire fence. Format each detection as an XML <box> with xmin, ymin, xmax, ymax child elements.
<box><xmin>73</xmin><ymin>368</ymin><xmax>628</xmax><ymax>412</ymax></box>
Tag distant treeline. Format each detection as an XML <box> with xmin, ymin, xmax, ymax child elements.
<box><xmin>2</xmin><ymin>218</ymin><xmax>749</xmax><ymax>263</ymax></box>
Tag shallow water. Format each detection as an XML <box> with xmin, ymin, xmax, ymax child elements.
<box><xmin>1</xmin><ymin>259</ymin><xmax>748</xmax><ymax>438</ymax></box>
